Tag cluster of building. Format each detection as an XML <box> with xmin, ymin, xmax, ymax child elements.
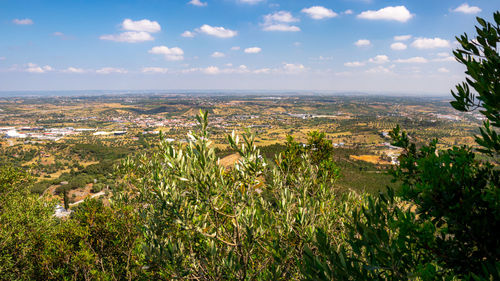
<box><xmin>1</xmin><ymin>127</ymin><xmax>101</xmax><ymax>141</ymax></box>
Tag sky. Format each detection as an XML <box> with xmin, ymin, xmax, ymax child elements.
<box><xmin>0</xmin><ymin>0</ymin><xmax>498</xmax><ymax>94</ymax></box>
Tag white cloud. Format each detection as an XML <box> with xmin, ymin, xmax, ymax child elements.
<box><xmin>142</xmin><ymin>67</ymin><xmax>169</xmax><ymax>74</ymax></box>
<box><xmin>181</xmin><ymin>31</ymin><xmax>195</xmax><ymax>38</ymax></box>
<box><xmin>149</xmin><ymin>46</ymin><xmax>184</xmax><ymax>61</ymax></box>
<box><xmin>180</xmin><ymin>65</ymin><xmax>252</xmax><ymax>75</ymax></box>
<box><xmin>453</xmin><ymin>3</ymin><xmax>481</xmax><ymax>14</ymax></box>
<box><xmin>264</xmin><ymin>10</ymin><xmax>299</xmax><ymax>23</ymax></box>
<box><xmin>96</xmin><ymin>67</ymin><xmax>128</xmax><ymax>74</ymax></box>
<box><xmin>122</xmin><ymin>19</ymin><xmax>161</xmax><ymax>33</ymax></box>
<box><xmin>394</xmin><ymin>34</ymin><xmax>412</xmax><ymax>41</ymax></box>
<box><xmin>283</xmin><ymin>63</ymin><xmax>305</xmax><ymax>73</ymax></box>
<box><xmin>231</xmin><ymin>46</ymin><xmax>241</xmax><ymax>51</ymax></box>
<box><xmin>188</xmin><ymin>0</ymin><xmax>207</xmax><ymax>7</ymax></box>
<box><xmin>357</xmin><ymin>6</ymin><xmax>413</xmax><ymax>22</ymax></box>
<box><xmin>434</xmin><ymin>52</ymin><xmax>455</xmax><ymax>62</ymax></box>
<box><xmin>203</xmin><ymin>66</ymin><xmax>220</xmax><ymax>74</ymax></box>
<box><xmin>395</xmin><ymin>56</ymin><xmax>428</xmax><ymax>63</ymax></box>
<box><xmin>366</xmin><ymin>66</ymin><xmax>392</xmax><ymax>74</ymax></box>
<box><xmin>433</xmin><ymin>55</ymin><xmax>455</xmax><ymax>62</ymax></box>
<box><xmin>100</xmin><ymin>31</ymin><xmax>154</xmax><ymax>43</ymax></box>
<box><xmin>263</xmin><ymin>24</ymin><xmax>300</xmax><ymax>32</ymax></box>
<box><xmin>411</xmin><ymin>37</ymin><xmax>450</xmax><ymax>49</ymax></box>
<box><xmin>101</xmin><ymin>19</ymin><xmax>160</xmax><ymax>43</ymax></box>
<box><xmin>344</xmin><ymin>61</ymin><xmax>365</xmax><ymax>67</ymax></box>
<box><xmin>301</xmin><ymin>6</ymin><xmax>338</xmax><ymax>20</ymax></box>
<box><xmin>391</xmin><ymin>42</ymin><xmax>407</xmax><ymax>50</ymax></box>
<box><xmin>254</xmin><ymin>68</ymin><xmax>271</xmax><ymax>74</ymax></box>
<box><xmin>63</xmin><ymin>67</ymin><xmax>85</xmax><ymax>73</ymax></box>
<box><xmin>26</xmin><ymin>63</ymin><xmax>53</xmax><ymax>73</ymax></box>
<box><xmin>262</xmin><ymin>11</ymin><xmax>300</xmax><ymax>32</ymax></box>
<box><xmin>244</xmin><ymin>47</ymin><xmax>262</xmax><ymax>54</ymax></box>
<box><xmin>438</xmin><ymin>67</ymin><xmax>450</xmax><ymax>73</ymax></box>
<box><xmin>13</xmin><ymin>18</ymin><xmax>33</xmax><ymax>25</ymax></box>
<box><xmin>354</xmin><ymin>39</ymin><xmax>371</xmax><ymax>47</ymax></box>
<box><xmin>344</xmin><ymin>9</ymin><xmax>353</xmax><ymax>15</ymax></box>
<box><xmin>196</xmin><ymin>24</ymin><xmax>237</xmax><ymax>38</ymax></box>
<box><xmin>369</xmin><ymin>55</ymin><xmax>390</xmax><ymax>64</ymax></box>
<box><xmin>211</xmin><ymin>51</ymin><xmax>225</xmax><ymax>58</ymax></box>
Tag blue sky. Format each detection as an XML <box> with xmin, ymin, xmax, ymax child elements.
<box><xmin>0</xmin><ymin>0</ymin><xmax>497</xmax><ymax>93</ymax></box>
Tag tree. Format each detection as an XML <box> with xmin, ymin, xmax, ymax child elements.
<box><xmin>302</xmin><ymin>12</ymin><xmax>500</xmax><ymax>280</ymax></box>
<box><xmin>451</xmin><ymin>12</ymin><xmax>500</xmax><ymax>158</ymax></box>
<box><xmin>119</xmin><ymin>110</ymin><xmax>356</xmax><ymax>280</ymax></box>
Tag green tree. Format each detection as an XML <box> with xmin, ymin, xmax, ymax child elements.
<box><xmin>119</xmin><ymin>111</ymin><xmax>356</xmax><ymax>280</ymax></box>
<box><xmin>302</xmin><ymin>12</ymin><xmax>500</xmax><ymax>280</ymax></box>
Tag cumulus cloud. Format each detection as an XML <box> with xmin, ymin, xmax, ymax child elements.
<box><xmin>244</xmin><ymin>47</ymin><xmax>262</xmax><ymax>54</ymax></box>
<box><xmin>369</xmin><ymin>55</ymin><xmax>390</xmax><ymax>64</ymax></box>
<box><xmin>262</xmin><ymin>11</ymin><xmax>300</xmax><ymax>32</ymax></box>
<box><xmin>63</xmin><ymin>67</ymin><xmax>85</xmax><ymax>73</ymax></box>
<box><xmin>344</xmin><ymin>61</ymin><xmax>365</xmax><ymax>67</ymax></box>
<box><xmin>438</xmin><ymin>67</ymin><xmax>450</xmax><ymax>73</ymax></box>
<box><xmin>122</xmin><ymin>19</ymin><xmax>161</xmax><ymax>33</ymax></box>
<box><xmin>101</xmin><ymin>19</ymin><xmax>161</xmax><ymax>43</ymax></box>
<box><xmin>142</xmin><ymin>67</ymin><xmax>169</xmax><ymax>73</ymax></box>
<box><xmin>354</xmin><ymin>39</ymin><xmax>371</xmax><ymax>47</ymax></box>
<box><xmin>13</xmin><ymin>18</ymin><xmax>33</xmax><ymax>25</ymax></box>
<box><xmin>343</xmin><ymin>9</ymin><xmax>353</xmax><ymax>15</ymax></box>
<box><xmin>282</xmin><ymin>63</ymin><xmax>306</xmax><ymax>73</ymax></box>
<box><xmin>453</xmin><ymin>3</ymin><xmax>481</xmax><ymax>14</ymax></box>
<box><xmin>202</xmin><ymin>66</ymin><xmax>220</xmax><ymax>75</ymax></box>
<box><xmin>26</xmin><ymin>63</ymin><xmax>53</xmax><ymax>73</ymax></box>
<box><xmin>196</xmin><ymin>24</ymin><xmax>237</xmax><ymax>38</ymax></box>
<box><xmin>231</xmin><ymin>46</ymin><xmax>241</xmax><ymax>51</ymax></box>
<box><xmin>100</xmin><ymin>31</ymin><xmax>154</xmax><ymax>43</ymax></box>
<box><xmin>394</xmin><ymin>34</ymin><xmax>412</xmax><ymax>41</ymax></box>
<box><xmin>301</xmin><ymin>6</ymin><xmax>338</xmax><ymax>20</ymax></box>
<box><xmin>181</xmin><ymin>65</ymin><xmax>251</xmax><ymax>75</ymax></box>
<box><xmin>181</xmin><ymin>31</ymin><xmax>195</xmax><ymax>38</ymax></box>
<box><xmin>264</xmin><ymin>10</ymin><xmax>299</xmax><ymax>23</ymax></box>
<box><xmin>395</xmin><ymin>57</ymin><xmax>428</xmax><ymax>63</ymax></box>
<box><xmin>433</xmin><ymin>53</ymin><xmax>455</xmax><ymax>62</ymax></box>
<box><xmin>357</xmin><ymin>6</ymin><xmax>413</xmax><ymax>22</ymax></box>
<box><xmin>391</xmin><ymin>42</ymin><xmax>407</xmax><ymax>50</ymax></box>
<box><xmin>411</xmin><ymin>37</ymin><xmax>450</xmax><ymax>49</ymax></box>
<box><xmin>211</xmin><ymin>51</ymin><xmax>225</xmax><ymax>58</ymax></box>
<box><xmin>96</xmin><ymin>67</ymin><xmax>128</xmax><ymax>74</ymax></box>
<box><xmin>263</xmin><ymin>24</ymin><xmax>300</xmax><ymax>32</ymax></box>
<box><xmin>188</xmin><ymin>0</ymin><xmax>207</xmax><ymax>7</ymax></box>
<box><xmin>149</xmin><ymin>46</ymin><xmax>184</xmax><ymax>61</ymax></box>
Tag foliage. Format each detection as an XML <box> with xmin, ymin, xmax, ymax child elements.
<box><xmin>0</xmin><ymin>165</ymin><xmax>144</xmax><ymax>280</ymax></box>
<box><xmin>302</xmin><ymin>12</ymin><xmax>500</xmax><ymax>280</ymax></box>
<box><xmin>277</xmin><ymin>131</ymin><xmax>340</xmax><ymax>185</ymax></box>
<box><xmin>302</xmin><ymin>189</ymin><xmax>442</xmax><ymax>280</ymax></box>
<box><xmin>119</xmin><ymin>110</ymin><xmax>355</xmax><ymax>280</ymax></box>
<box><xmin>451</xmin><ymin>11</ymin><xmax>500</xmax><ymax>158</ymax></box>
